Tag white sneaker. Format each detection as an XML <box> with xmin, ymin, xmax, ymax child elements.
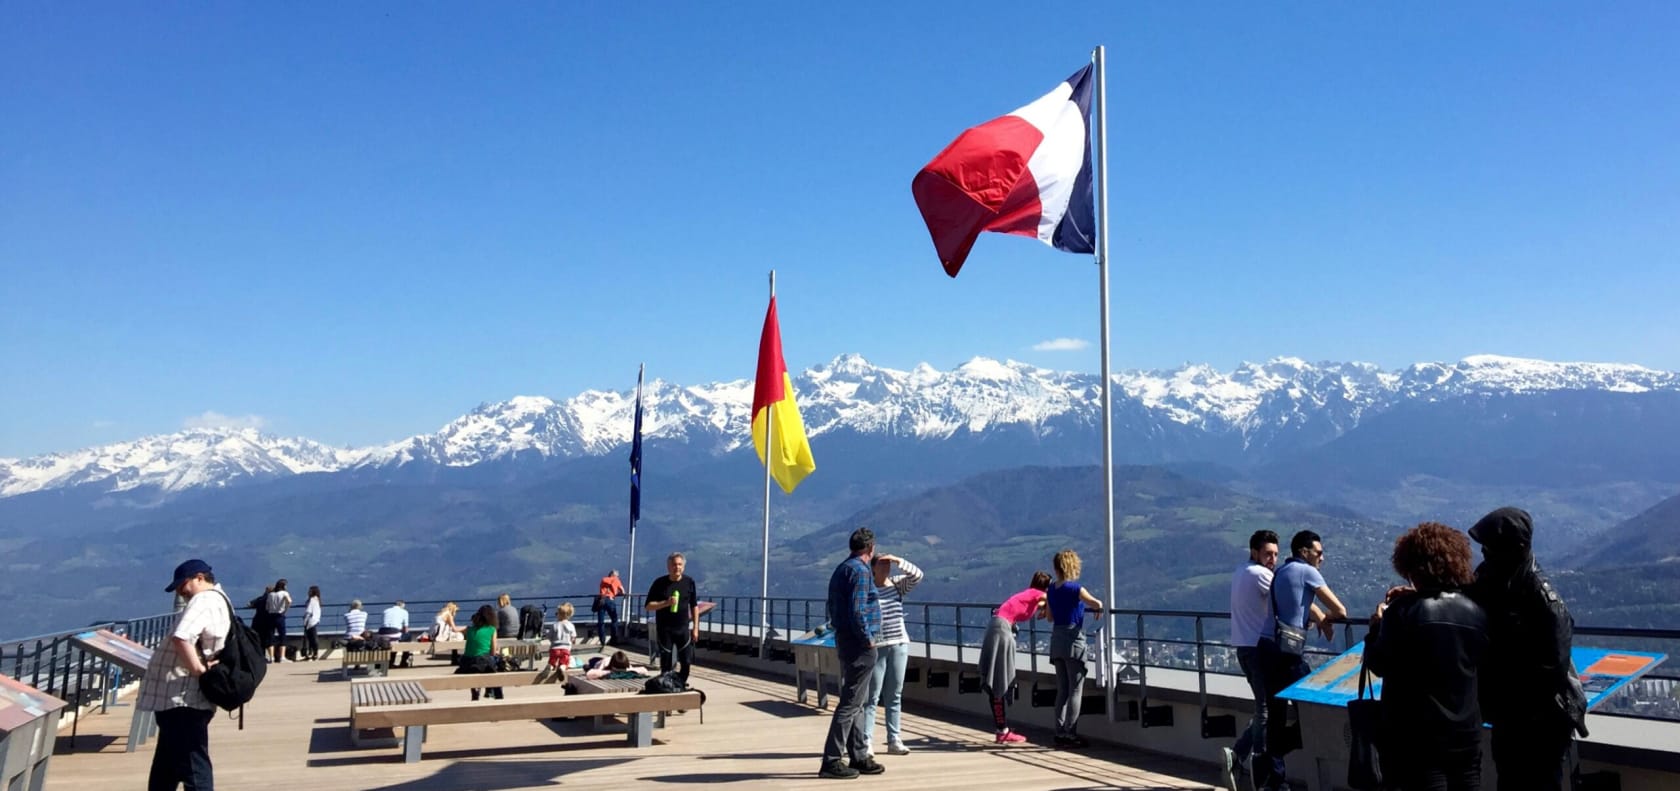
<box><xmin>886</xmin><ymin>742</ymin><xmax>910</xmax><ymax>755</ymax></box>
<box><xmin>1218</xmin><ymin>747</ymin><xmax>1244</xmax><ymax>791</ymax></box>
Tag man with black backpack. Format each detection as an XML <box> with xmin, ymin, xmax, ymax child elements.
<box><xmin>138</xmin><ymin>559</ymin><xmax>231</xmax><ymax>791</ymax></box>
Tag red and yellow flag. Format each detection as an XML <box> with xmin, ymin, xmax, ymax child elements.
<box><xmin>752</xmin><ymin>297</ymin><xmax>816</xmax><ymax>494</ymax></box>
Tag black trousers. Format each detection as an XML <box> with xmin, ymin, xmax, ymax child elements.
<box><xmin>1385</xmin><ymin>744</ymin><xmax>1481</xmax><ymax>791</ymax></box>
<box><xmin>655</xmin><ymin>630</ymin><xmax>694</xmax><ymax>684</ymax></box>
<box><xmin>1256</xmin><ymin>647</ymin><xmax>1310</xmax><ymax>790</ymax></box>
<box><xmin>149</xmin><ymin>706</ymin><xmax>215</xmax><ymax>791</ymax></box>
<box><xmin>823</xmin><ymin>647</ymin><xmax>877</xmax><ymax>764</ymax></box>
<box><xmin>302</xmin><ymin>626</ymin><xmax>320</xmax><ymax>659</ymax></box>
<box><xmin>1491</xmin><ymin>719</ymin><xmax>1571</xmax><ymax>791</ymax></box>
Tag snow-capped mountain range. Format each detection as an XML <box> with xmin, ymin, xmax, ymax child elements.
<box><xmin>3</xmin><ymin>354</ymin><xmax>1675</xmax><ymax>500</ymax></box>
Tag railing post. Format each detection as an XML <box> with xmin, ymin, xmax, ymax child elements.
<box><xmin>954</xmin><ymin>606</ymin><xmax>964</xmax><ymax>665</ymax></box>
<box><xmin>923</xmin><ymin>604</ymin><xmax>932</xmax><ymax>667</ymax></box>
<box><xmin>1195</xmin><ymin>616</ymin><xmax>1208</xmax><ymax>717</ymax></box>
<box><xmin>1135</xmin><ymin>613</ymin><xmax>1148</xmax><ymax>708</ymax></box>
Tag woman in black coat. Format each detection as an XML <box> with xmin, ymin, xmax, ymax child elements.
<box><xmin>1365</xmin><ymin>522</ymin><xmax>1490</xmax><ymax>791</ymax></box>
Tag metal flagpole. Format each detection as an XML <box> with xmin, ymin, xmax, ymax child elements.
<box><xmin>760</xmin><ymin>270</ymin><xmax>776</xmax><ymax>657</ymax></box>
<box><xmin>1093</xmin><ymin>44</ymin><xmax>1119</xmax><ymax>721</ymax></box>
<box><xmin>627</xmin><ymin>363</ymin><xmax>643</xmax><ymax>621</ymax></box>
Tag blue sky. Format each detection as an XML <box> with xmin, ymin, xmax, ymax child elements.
<box><xmin>3</xmin><ymin>3</ymin><xmax>1677</xmax><ymax>457</ymax></box>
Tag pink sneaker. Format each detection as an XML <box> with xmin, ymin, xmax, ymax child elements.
<box><xmin>995</xmin><ymin>730</ymin><xmax>1027</xmax><ymax>745</ymax></box>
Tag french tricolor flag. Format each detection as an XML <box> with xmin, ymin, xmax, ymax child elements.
<box><xmin>912</xmin><ymin>65</ymin><xmax>1095</xmax><ymax>277</ymax></box>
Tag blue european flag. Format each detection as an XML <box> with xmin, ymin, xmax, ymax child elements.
<box><xmin>629</xmin><ymin>369</ymin><xmax>643</xmax><ymax>530</ymax></box>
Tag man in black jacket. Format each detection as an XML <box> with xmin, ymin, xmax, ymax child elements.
<box><xmin>1467</xmin><ymin>506</ymin><xmax>1585</xmax><ymax>791</ymax></box>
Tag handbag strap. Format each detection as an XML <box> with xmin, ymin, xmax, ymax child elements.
<box><xmin>1268</xmin><ymin>560</ymin><xmax>1290</xmax><ymax>624</ymax></box>
<box><xmin>1357</xmin><ymin>638</ymin><xmax>1374</xmax><ymax>701</ymax></box>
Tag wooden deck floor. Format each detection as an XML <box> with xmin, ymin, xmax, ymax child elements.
<box><xmin>48</xmin><ymin>650</ymin><xmax>1219</xmax><ymax>790</ymax></box>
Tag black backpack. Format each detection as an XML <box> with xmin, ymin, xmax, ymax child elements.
<box><xmin>200</xmin><ymin>590</ymin><xmax>268</xmax><ymax>712</ymax></box>
<box><xmin>519</xmin><ymin>604</ymin><xmax>544</xmax><ymax>640</ymax></box>
<box><xmin>642</xmin><ymin>672</ymin><xmax>686</xmax><ymax>694</ymax></box>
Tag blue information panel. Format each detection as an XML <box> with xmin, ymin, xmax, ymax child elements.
<box><xmin>791</xmin><ymin>630</ymin><xmax>836</xmax><ymax>648</ymax></box>
<box><xmin>1278</xmin><ymin>642</ymin><xmax>1666</xmax><ymax>709</ymax></box>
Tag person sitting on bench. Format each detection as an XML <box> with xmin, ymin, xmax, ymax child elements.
<box><xmin>454</xmin><ymin>605</ymin><xmax>503</xmax><ymax>700</ymax></box>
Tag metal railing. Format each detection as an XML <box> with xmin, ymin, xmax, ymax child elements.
<box><xmin>1</xmin><ymin>612</ymin><xmax>177</xmax><ymax>712</ymax></box>
<box><xmin>8</xmin><ymin>593</ymin><xmax>1678</xmax><ymax>726</ymax></box>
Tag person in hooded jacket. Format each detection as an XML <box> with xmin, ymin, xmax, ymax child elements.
<box><xmin>1366</xmin><ymin>522</ymin><xmax>1489</xmax><ymax>791</ymax></box>
<box><xmin>1466</xmin><ymin>506</ymin><xmax>1586</xmax><ymax>791</ymax></box>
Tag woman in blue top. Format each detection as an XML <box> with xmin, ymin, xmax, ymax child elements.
<box><xmin>1047</xmin><ymin>549</ymin><xmax>1104</xmax><ymax>747</ymax></box>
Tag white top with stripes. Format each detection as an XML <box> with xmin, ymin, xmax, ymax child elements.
<box><xmin>874</xmin><ymin>558</ymin><xmax>924</xmax><ymax>646</ymax></box>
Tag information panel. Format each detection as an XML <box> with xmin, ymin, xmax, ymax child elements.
<box><xmin>0</xmin><ymin>674</ymin><xmax>66</xmax><ymax>734</ymax></box>
<box><xmin>1278</xmin><ymin>641</ymin><xmax>1667</xmax><ymax>709</ymax></box>
<box><xmin>72</xmin><ymin>629</ymin><xmax>154</xmax><ymax>675</ymax></box>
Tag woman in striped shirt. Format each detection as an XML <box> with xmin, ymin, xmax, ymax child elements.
<box><xmin>863</xmin><ymin>552</ymin><xmax>923</xmax><ymax>757</ymax></box>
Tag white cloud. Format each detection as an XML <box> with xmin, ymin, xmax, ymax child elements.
<box><xmin>183</xmin><ymin>411</ymin><xmax>268</xmax><ymax>431</ymax></box>
<box><xmin>1032</xmin><ymin>338</ymin><xmax>1090</xmax><ymax>352</ymax></box>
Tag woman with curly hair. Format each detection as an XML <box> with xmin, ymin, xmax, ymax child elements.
<box><xmin>1365</xmin><ymin>522</ymin><xmax>1490</xmax><ymax>791</ymax></box>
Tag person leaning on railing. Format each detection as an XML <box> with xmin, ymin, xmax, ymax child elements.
<box><xmin>1047</xmin><ymin>549</ymin><xmax>1105</xmax><ymax>749</ymax></box>
<box><xmin>1256</xmin><ymin>530</ymin><xmax>1348</xmax><ymax>791</ymax></box>
<box><xmin>979</xmin><ymin>570</ymin><xmax>1053</xmax><ymax>746</ymax></box>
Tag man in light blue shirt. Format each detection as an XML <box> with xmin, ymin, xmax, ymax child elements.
<box><xmin>380</xmin><ymin>600</ymin><xmax>411</xmax><ymax>665</ymax></box>
<box><xmin>380</xmin><ymin>600</ymin><xmax>410</xmax><ymax>638</ymax></box>
<box><xmin>1253</xmin><ymin>530</ymin><xmax>1347</xmax><ymax>791</ymax></box>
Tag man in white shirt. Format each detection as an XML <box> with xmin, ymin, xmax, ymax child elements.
<box><xmin>1221</xmin><ymin>530</ymin><xmax>1278</xmax><ymax>791</ymax></box>
<box><xmin>138</xmin><ymin>558</ymin><xmax>231</xmax><ymax>791</ymax></box>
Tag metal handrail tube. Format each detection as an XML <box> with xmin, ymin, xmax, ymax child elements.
<box><xmin>7</xmin><ymin>595</ymin><xmax>1678</xmax><ymax>724</ymax></box>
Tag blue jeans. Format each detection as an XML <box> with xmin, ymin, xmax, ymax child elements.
<box><xmin>1233</xmin><ymin>646</ymin><xmax>1268</xmax><ymax>759</ymax></box>
<box><xmin>863</xmin><ymin>642</ymin><xmax>909</xmax><ymax>749</ymax></box>
<box><xmin>596</xmin><ymin>597</ymin><xmax>622</xmax><ymax>642</ymax></box>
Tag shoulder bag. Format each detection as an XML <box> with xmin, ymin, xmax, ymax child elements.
<box><xmin>1346</xmin><ymin>648</ymin><xmax>1384</xmax><ymax>789</ymax></box>
<box><xmin>1269</xmin><ymin>565</ymin><xmax>1307</xmax><ymax>657</ymax></box>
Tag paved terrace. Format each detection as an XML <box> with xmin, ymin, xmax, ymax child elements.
<box><xmin>47</xmin><ymin>647</ymin><xmax>1219</xmax><ymax>791</ymax></box>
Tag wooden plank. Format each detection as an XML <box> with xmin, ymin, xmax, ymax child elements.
<box><xmin>354</xmin><ymin>691</ymin><xmax>702</xmax><ymax>729</ymax></box>
<box><xmin>353</xmin><ymin>671</ymin><xmax>548</xmax><ymax>692</ymax></box>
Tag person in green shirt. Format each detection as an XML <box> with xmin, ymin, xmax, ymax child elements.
<box><xmin>456</xmin><ymin>604</ymin><xmax>503</xmax><ymax>700</ymax></box>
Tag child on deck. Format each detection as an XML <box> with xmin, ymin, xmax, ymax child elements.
<box><xmin>978</xmin><ymin>571</ymin><xmax>1052</xmax><ymax>744</ymax></box>
<box><xmin>546</xmin><ymin>602</ymin><xmax>577</xmax><ymax>670</ymax></box>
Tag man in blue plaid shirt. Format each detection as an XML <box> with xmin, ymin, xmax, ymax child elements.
<box><xmin>818</xmin><ymin>527</ymin><xmax>884</xmax><ymax>779</ymax></box>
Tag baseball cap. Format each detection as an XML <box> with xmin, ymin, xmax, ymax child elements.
<box><xmin>165</xmin><ymin>559</ymin><xmax>212</xmax><ymax>592</ymax></box>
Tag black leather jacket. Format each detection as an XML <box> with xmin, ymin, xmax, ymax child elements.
<box><xmin>1365</xmin><ymin>589</ymin><xmax>1489</xmax><ymax>757</ymax></box>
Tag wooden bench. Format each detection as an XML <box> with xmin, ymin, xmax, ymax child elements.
<box><xmin>499</xmin><ymin>641</ymin><xmax>545</xmax><ymax>670</ymax></box>
<box><xmin>347</xmin><ymin>680</ymin><xmax>431</xmax><ymax>746</ymax></box>
<box><xmin>353</xmin><ymin>690</ymin><xmax>703</xmax><ymax>761</ymax></box>
<box><xmin>342</xmin><ymin>648</ymin><xmax>400</xmax><ymax>677</ymax></box>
